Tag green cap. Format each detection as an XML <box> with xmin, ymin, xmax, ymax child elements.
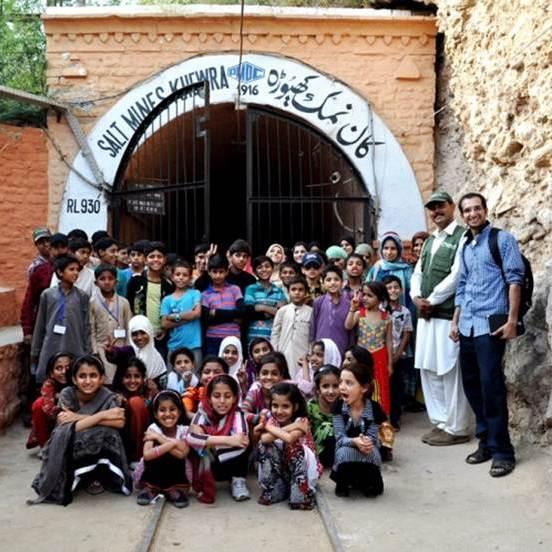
<box><xmin>425</xmin><ymin>191</ymin><xmax>453</xmax><ymax>208</ymax></box>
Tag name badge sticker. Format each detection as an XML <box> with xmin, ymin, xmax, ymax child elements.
<box><xmin>53</xmin><ymin>324</ymin><xmax>67</xmax><ymax>335</ymax></box>
<box><xmin>114</xmin><ymin>328</ymin><xmax>126</xmax><ymax>339</ymax></box>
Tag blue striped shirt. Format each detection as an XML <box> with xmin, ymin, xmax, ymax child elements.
<box><xmin>455</xmin><ymin>224</ymin><xmax>524</xmax><ymax>337</ymax></box>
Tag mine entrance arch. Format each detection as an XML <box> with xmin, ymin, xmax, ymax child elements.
<box><xmin>110</xmin><ymin>83</ymin><xmax>373</xmax><ymax>257</ymax></box>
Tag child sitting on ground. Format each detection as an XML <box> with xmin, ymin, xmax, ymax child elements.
<box><xmin>26</xmin><ymin>352</ymin><xmax>73</xmax><ymax>452</ymax></box>
<box><xmin>331</xmin><ymin>361</ymin><xmax>384</xmax><ymax>498</ymax></box>
<box><xmin>182</xmin><ymin>356</ymin><xmax>228</xmax><ymax>420</ymax></box>
<box><xmin>307</xmin><ymin>365</ymin><xmax>341</xmax><ymax>468</ymax></box>
<box><xmin>30</xmin><ymin>355</ymin><xmax>131</xmax><ymax>505</ymax></box>
<box><xmin>166</xmin><ymin>348</ymin><xmax>199</xmax><ymax>394</ymax></box>
<box><xmin>242</xmin><ymin>352</ymin><xmax>289</xmax><ymax>414</ymax></box>
<box><xmin>243</xmin><ymin>337</ymin><xmax>273</xmax><ymax>390</ymax></box>
<box><xmin>136</xmin><ymin>390</ymin><xmax>191</xmax><ymax>508</ymax></box>
<box><xmin>255</xmin><ymin>382</ymin><xmax>322</xmax><ymax>510</ymax></box>
<box><xmin>296</xmin><ymin>338</ymin><xmax>342</xmax><ymax>400</ymax></box>
<box><xmin>112</xmin><ymin>357</ymin><xmax>151</xmax><ymax>467</ymax></box>
<box><xmin>187</xmin><ymin>374</ymin><xmax>250</xmax><ymax>503</ymax></box>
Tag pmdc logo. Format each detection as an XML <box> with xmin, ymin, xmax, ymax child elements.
<box><xmin>227</xmin><ymin>62</ymin><xmax>265</xmax><ymax>83</ymax></box>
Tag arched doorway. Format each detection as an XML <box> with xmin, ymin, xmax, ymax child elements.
<box><xmin>110</xmin><ymin>83</ymin><xmax>373</xmax><ymax>257</ymax></box>
<box><xmin>59</xmin><ymin>53</ymin><xmax>425</xmax><ymax>240</ymax></box>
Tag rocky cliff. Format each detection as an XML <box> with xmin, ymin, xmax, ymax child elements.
<box><xmin>432</xmin><ymin>0</ymin><xmax>552</xmax><ymax>444</ymax></box>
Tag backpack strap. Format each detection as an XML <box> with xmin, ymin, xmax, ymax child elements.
<box><xmin>488</xmin><ymin>227</ymin><xmax>507</xmax><ymax>283</ymax></box>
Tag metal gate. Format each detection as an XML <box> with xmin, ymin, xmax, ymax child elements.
<box><xmin>110</xmin><ymin>82</ymin><xmax>210</xmax><ymax>257</ymax></box>
<box><xmin>246</xmin><ymin>107</ymin><xmax>374</xmax><ymax>253</ymax></box>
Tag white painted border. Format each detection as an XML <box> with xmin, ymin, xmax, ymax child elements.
<box><xmin>59</xmin><ymin>52</ymin><xmax>426</xmax><ymax>240</ymax></box>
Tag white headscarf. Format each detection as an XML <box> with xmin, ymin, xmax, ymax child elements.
<box><xmin>218</xmin><ymin>336</ymin><xmax>244</xmax><ymax>377</ymax></box>
<box><xmin>321</xmin><ymin>338</ymin><xmax>342</xmax><ymax>368</ymax></box>
<box><xmin>128</xmin><ymin>315</ymin><xmax>167</xmax><ymax>379</ymax></box>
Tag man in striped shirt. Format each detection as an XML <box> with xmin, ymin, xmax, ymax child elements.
<box><xmin>451</xmin><ymin>192</ymin><xmax>525</xmax><ymax>478</ymax></box>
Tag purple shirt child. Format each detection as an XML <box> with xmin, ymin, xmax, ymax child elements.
<box><xmin>310</xmin><ymin>291</ymin><xmax>353</xmax><ymax>357</ymax></box>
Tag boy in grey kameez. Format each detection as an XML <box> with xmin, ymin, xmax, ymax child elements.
<box><xmin>31</xmin><ymin>255</ymin><xmax>91</xmax><ymax>383</ymax></box>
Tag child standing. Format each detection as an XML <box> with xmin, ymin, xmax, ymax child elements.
<box><xmin>255</xmin><ymin>382</ymin><xmax>321</xmax><ymax>509</ymax></box>
<box><xmin>112</xmin><ymin>358</ymin><xmax>151</xmax><ymax>466</ymax></box>
<box><xmin>244</xmin><ymin>255</ymin><xmax>287</xmax><ymax>344</ymax></box>
<box><xmin>201</xmin><ymin>255</ymin><xmax>243</xmax><ymax>355</ymax></box>
<box><xmin>31</xmin><ymin>255</ymin><xmax>91</xmax><ymax>384</ymax></box>
<box><xmin>161</xmin><ymin>260</ymin><xmax>202</xmax><ymax>364</ymax></box>
<box><xmin>90</xmin><ymin>264</ymin><xmax>132</xmax><ymax>384</ymax></box>
<box><xmin>343</xmin><ymin>254</ymin><xmax>366</xmax><ymax>294</ymax></box>
<box><xmin>242</xmin><ymin>353</ymin><xmax>289</xmax><ymax>414</ymax></box>
<box><xmin>167</xmin><ymin>348</ymin><xmax>199</xmax><ymax>394</ymax></box>
<box><xmin>331</xmin><ymin>361</ymin><xmax>385</xmax><ymax>498</ymax></box>
<box><xmin>271</xmin><ymin>276</ymin><xmax>312</xmax><ymax>380</ymax></box>
<box><xmin>94</xmin><ymin>237</ymin><xmax>131</xmax><ymax>298</ymax></box>
<box><xmin>366</xmin><ymin>232</ymin><xmax>413</xmax><ymax>310</ymax></box>
<box><xmin>311</xmin><ymin>266</ymin><xmax>353</xmax><ymax>357</ymax></box>
<box><xmin>30</xmin><ymin>355</ymin><xmax>131</xmax><ymax>505</ymax></box>
<box><xmin>136</xmin><ymin>390</ymin><xmax>191</xmax><ymax>508</ymax></box>
<box><xmin>307</xmin><ymin>365</ymin><xmax>341</xmax><ymax>468</ymax></box>
<box><xmin>226</xmin><ymin>239</ymin><xmax>256</xmax><ymax>293</ymax></box>
<box><xmin>126</xmin><ymin>240</ymin><xmax>148</xmax><ymax>278</ymax></box>
<box><xmin>187</xmin><ymin>374</ymin><xmax>250</xmax><ymax>503</ymax></box>
<box><xmin>383</xmin><ymin>275</ymin><xmax>414</xmax><ymax>430</ymax></box>
<box><xmin>127</xmin><ymin>241</ymin><xmax>175</xmax><ymax>358</ymax></box>
<box><xmin>26</xmin><ymin>352</ymin><xmax>73</xmax><ymax>451</ymax></box>
<box><xmin>345</xmin><ymin>282</ymin><xmax>393</xmax><ymax>415</ymax></box>
<box><xmin>301</xmin><ymin>252</ymin><xmax>324</xmax><ymax>305</ymax></box>
<box><xmin>51</xmin><ymin>238</ymin><xmax>95</xmax><ymax>296</ymax></box>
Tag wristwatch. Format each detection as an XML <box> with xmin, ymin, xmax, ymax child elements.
<box><xmin>174</xmin><ymin>313</ymin><xmax>182</xmax><ymax>323</ymax></box>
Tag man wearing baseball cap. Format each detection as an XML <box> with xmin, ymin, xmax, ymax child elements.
<box><xmin>410</xmin><ymin>191</ymin><xmax>472</xmax><ymax>446</ymax></box>
<box><xmin>301</xmin><ymin>252</ymin><xmax>324</xmax><ymax>305</ymax></box>
<box><xmin>27</xmin><ymin>228</ymin><xmax>52</xmax><ymax>279</ymax></box>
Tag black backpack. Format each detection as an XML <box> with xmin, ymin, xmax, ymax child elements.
<box><xmin>488</xmin><ymin>227</ymin><xmax>534</xmax><ymax>319</ymax></box>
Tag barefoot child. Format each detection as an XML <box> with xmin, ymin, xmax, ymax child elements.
<box><xmin>307</xmin><ymin>365</ymin><xmax>341</xmax><ymax>468</ymax></box>
<box><xmin>255</xmin><ymin>382</ymin><xmax>321</xmax><ymax>509</ymax></box>
<box><xmin>26</xmin><ymin>352</ymin><xmax>73</xmax><ymax>451</ymax></box>
<box><xmin>136</xmin><ymin>390</ymin><xmax>191</xmax><ymax>508</ymax></box>
<box><xmin>30</xmin><ymin>355</ymin><xmax>131</xmax><ymax>505</ymax></box>
<box><xmin>331</xmin><ymin>361</ymin><xmax>384</xmax><ymax>498</ymax></box>
<box><xmin>187</xmin><ymin>374</ymin><xmax>250</xmax><ymax>503</ymax></box>
<box><xmin>345</xmin><ymin>282</ymin><xmax>393</xmax><ymax>415</ymax></box>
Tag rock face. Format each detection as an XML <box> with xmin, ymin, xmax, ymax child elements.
<box><xmin>432</xmin><ymin>0</ymin><xmax>552</xmax><ymax>445</ymax></box>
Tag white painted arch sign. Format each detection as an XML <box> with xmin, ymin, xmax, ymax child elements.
<box><xmin>59</xmin><ymin>52</ymin><xmax>426</xmax><ymax>239</ymax></box>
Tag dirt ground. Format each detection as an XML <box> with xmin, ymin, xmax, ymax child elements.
<box><xmin>1</xmin><ymin>412</ymin><xmax>551</xmax><ymax>551</ymax></box>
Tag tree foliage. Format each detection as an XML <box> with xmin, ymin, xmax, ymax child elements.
<box><xmin>0</xmin><ymin>0</ymin><xmax>46</xmax><ymax>124</ymax></box>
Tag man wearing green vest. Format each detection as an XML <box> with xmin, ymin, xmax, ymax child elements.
<box><xmin>410</xmin><ymin>191</ymin><xmax>472</xmax><ymax>445</ymax></box>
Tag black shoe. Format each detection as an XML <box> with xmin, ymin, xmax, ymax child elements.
<box><xmin>466</xmin><ymin>447</ymin><xmax>492</xmax><ymax>465</ymax></box>
<box><xmin>335</xmin><ymin>483</ymin><xmax>349</xmax><ymax>497</ymax></box>
<box><xmin>167</xmin><ymin>490</ymin><xmax>189</xmax><ymax>508</ymax></box>
<box><xmin>489</xmin><ymin>459</ymin><xmax>515</xmax><ymax>478</ymax></box>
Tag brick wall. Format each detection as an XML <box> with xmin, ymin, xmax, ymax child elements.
<box><xmin>0</xmin><ymin>124</ymin><xmax>50</xmax><ymax>310</ymax></box>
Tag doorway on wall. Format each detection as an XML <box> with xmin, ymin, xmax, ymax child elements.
<box><xmin>110</xmin><ymin>84</ymin><xmax>374</xmax><ymax>258</ymax></box>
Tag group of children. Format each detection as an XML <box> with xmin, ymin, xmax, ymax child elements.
<box><xmin>24</xmin><ymin>230</ymin><xmax>429</xmax><ymax>509</ymax></box>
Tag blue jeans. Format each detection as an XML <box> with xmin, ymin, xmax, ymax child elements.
<box><xmin>459</xmin><ymin>333</ymin><xmax>514</xmax><ymax>462</ymax></box>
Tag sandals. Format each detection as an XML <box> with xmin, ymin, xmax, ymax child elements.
<box><xmin>85</xmin><ymin>480</ymin><xmax>105</xmax><ymax>495</ymax></box>
<box><xmin>489</xmin><ymin>459</ymin><xmax>515</xmax><ymax>478</ymax></box>
<box><xmin>465</xmin><ymin>448</ymin><xmax>492</xmax><ymax>465</ymax></box>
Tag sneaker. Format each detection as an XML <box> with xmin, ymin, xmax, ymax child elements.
<box><xmin>167</xmin><ymin>490</ymin><xmax>189</xmax><ymax>508</ymax></box>
<box><xmin>426</xmin><ymin>431</ymin><xmax>470</xmax><ymax>446</ymax></box>
<box><xmin>421</xmin><ymin>426</ymin><xmax>444</xmax><ymax>444</ymax></box>
<box><xmin>231</xmin><ymin>477</ymin><xmax>251</xmax><ymax>502</ymax></box>
<box><xmin>137</xmin><ymin>489</ymin><xmax>155</xmax><ymax>506</ymax></box>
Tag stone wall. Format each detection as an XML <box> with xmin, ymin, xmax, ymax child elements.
<box><xmin>432</xmin><ymin>0</ymin><xmax>552</xmax><ymax>445</ymax></box>
<box><xmin>0</xmin><ymin>124</ymin><xmax>50</xmax><ymax>308</ymax></box>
